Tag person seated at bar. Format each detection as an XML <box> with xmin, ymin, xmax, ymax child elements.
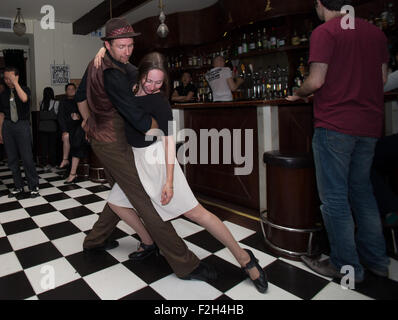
<box><xmin>57</xmin><ymin>83</ymin><xmax>89</xmax><ymax>184</ymax></box>
<box><xmin>57</xmin><ymin>83</ymin><xmax>77</xmax><ymax>170</ymax></box>
<box><xmin>205</xmin><ymin>55</ymin><xmax>243</xmax><ymax>102</ymax></box>
<box><xmin>171</xmin><ymin>72</ymin><xmax>197</xmax><ymax>102</ymax></box>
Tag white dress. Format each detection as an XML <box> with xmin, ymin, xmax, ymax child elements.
<box><xmin>107</xmin><ymin>140</ymin><xmax>199</xmax><ymax>221</ymax></box>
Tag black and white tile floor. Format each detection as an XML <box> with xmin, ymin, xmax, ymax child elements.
<box><xmin>0</xmin><ymin>165</ymin><xmax>398</xmax><ymax>300</ymax></box>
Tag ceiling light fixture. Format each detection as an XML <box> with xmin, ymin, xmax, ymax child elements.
<box><xmin>13</xmin><ymin>8</ymin><xmax>26</xmax><ymax>37</ymax></box>
<box><xmin>157</xmin><ymin>0</ymin><xmax>169</xmax><ymax>38</ymax></box>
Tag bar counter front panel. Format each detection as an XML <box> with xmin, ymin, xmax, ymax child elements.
<box><xmin>172</xmin><ymin>94</ymin><xmax>398</xmax><ymax>219</ymax></box>
<box><xmin>172</xmin><ymin>99</ymin><xmax>314</xmax><ymax>217</ymax></box>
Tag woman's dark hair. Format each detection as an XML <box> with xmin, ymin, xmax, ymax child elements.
<box><xmin>40</xmin><ymin>87</ymin><xmax>55</xmax><ymax>111</ymax></box>
<box><xmin>319</xmin><ymin>0</ymin><xmax>352</xmax><ymax>11</ymax></box>
<box><xmin>136</xmin><ymin>52</ymin><xmax>170</xmax><ymax>97</ymax></box>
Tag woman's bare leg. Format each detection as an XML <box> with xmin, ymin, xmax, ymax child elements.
<box><xmin>184</xmin><ymin>204</ymin><xmax>260</xmax><ymax>280</ymax></box>
<box><xmin>59</xmin><ymin>133</ymin><xmax>70</xmax><ymax>167</ymax></box>
<box><xmin>65</xmin><ymin>157</ymin><xmax>80</xmax><ymax>182</ymax></box>
<box><xmin>108</xmin><ymin>202</ymin><xmax>154</xmax><ymax>249</ymax></box>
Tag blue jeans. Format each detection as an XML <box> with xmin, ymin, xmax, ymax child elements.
<box><xmin>312</xmin><ymin>128</ymin><xmax>389</xmax><ymax>281</ymax></box>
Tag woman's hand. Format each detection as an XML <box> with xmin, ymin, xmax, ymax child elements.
<box><xmin>71</xmin><ymin>113</ymin><xmax>81</xmax><ymax>120</ymax></box>
<box><xmin>81</xmin><ymin>119</ymin><xmax>90</xmax><ymax>142</ymax></box>
<box><xmin>94</xmin><ymin>47</ymin><xmax>106</xmax><ymax>69</ymax></box>
<box><xmin>161</xmin><ymin>182</ymin><xmax>174</xmax><ymax>205</ymax></box>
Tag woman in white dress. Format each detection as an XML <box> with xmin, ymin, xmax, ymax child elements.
<box><xmin>97</xmin><ymin>50</ymin><xmax>267</xmax><ymax>293</ymax></box>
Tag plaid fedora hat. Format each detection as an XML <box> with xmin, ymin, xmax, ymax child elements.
<box><xmin>101</xmin><ymin>17</ymin><xmax>141</xmax><ymax>41</ymax></box>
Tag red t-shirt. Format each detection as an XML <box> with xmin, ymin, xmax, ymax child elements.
<box><xmin>309</xmin><ymin>17</ymin><xmax>389</xmax><ymax>138</ymax></box>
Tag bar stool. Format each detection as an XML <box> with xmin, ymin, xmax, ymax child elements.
<box><xmin>261</xmin><ymin>151</ymin><xmax>323</xmax><ymax>261</ymax></box>
<box><xmin>89</xmin><ymin>148</ymin><xmax>107</xmax><ymax>183</ymax></box>
<box><xmin>77</xmin><ymin>157</ymin><xmax>90</xmax><ymax>179</ymax></box>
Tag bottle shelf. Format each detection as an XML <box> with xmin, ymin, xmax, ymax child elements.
<box><xmin>234</xmin><ymin>44</ymin><xmax>309</xmax><ymax>59</ymax></box>
<box><xmin>168</xmin><ymin>44</ymin><xmax>310</xmax><ymax>73</ymax></box>
<box><xmin>169</xmin><ymin>66</ymin><xmax>209</xmax><ymax>73</ymax></box>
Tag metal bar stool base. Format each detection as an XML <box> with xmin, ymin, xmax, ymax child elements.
<box><xmin>260</xmin><ymin>212</ymin><xmax>323</xmax><ymax>260</ymax></box>
<box><xmin>89</xmin><ymin>168</ymin><xmax>107</xmax><ymax>183</ymax></box>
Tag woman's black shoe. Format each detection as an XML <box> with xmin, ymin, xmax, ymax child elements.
<box><xmin>128</xmin><ymin>242</ymin><xmax>159</xmax><ymax>261</ymax></box>
<box><xmin>57</xmin><ymin>159</ymin><xmax>70</xmax><ymax>170</ymax></box>
<box><xmin>242</xmin><ymin>249</ymin><xmax>268</xmax><ymax>293</ymax></box>
<box><xmin>64</xmin><ymin>173</ymin><xmax>77</xmax><ymax>184</ymax></box>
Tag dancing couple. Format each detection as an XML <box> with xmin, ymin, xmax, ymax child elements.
<box><xmin>77</xmin><ymin>17</ymin><xmax>267</xmax><ymax>294</ymax></box>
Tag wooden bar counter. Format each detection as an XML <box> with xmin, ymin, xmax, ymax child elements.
<box><xmin>171</xmin><ymin>98</ymin><xmax>314</xmax><ymax>222</ymax></box>
<box><xmin>171</xmin><ymin>93</ymin><xmax>398</xmax><ymax>223</ymax></box>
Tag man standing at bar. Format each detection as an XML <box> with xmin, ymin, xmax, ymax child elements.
<box><xmin>205</xmin><ymin>56</ymin><xmax>243</xmax><ymax>102</ymax></box>
<box><xmin>287</xmin><ymin>0</ymin><xmax>390</xmax><ymax>282</ymax></box>
<box><xmin>76</xmin><ymin>18</ymin><xmax>216</xmax><ymax>282</ymax></box>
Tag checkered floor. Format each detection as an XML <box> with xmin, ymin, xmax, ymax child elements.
<box><xmin>0</xmin><ymin>164</ymin><xmax>398</xmax><ymax>300</ymax></box>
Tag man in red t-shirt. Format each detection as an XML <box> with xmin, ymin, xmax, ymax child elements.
<box><xmin>287</xmin><ymin>0</ymin><xmax>390</xmax><ymax>282</ymax></box>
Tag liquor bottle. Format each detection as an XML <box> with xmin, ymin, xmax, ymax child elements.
<box><xmin>387</xmin><ymin>2</ymin><xmax>396</xmax><ymax>27</ymax></box>
<box><xmin>171</xmin><ymin>56</ymin><xmax>175</xmax><ymax>69</ymax></box>
<box><xmin>298</xmin><ymin>57</ymin><xmax>306</xmax><ymax>78</ymax></box>
<box><xmin>271</xmin><ymin>68</ymin><xmax>277</xmax><ymax>99</ymax></box>
<box><xmin>238</xmin><ymin>39</ymin><xmax>243</xmax><ymax>55</ymax></box>
<box><xmin>276</xmin><ymin>65</ymin><xmax>282</xmax><ymax>98</ymax></box>
<box><xmin>265</xmin><ymin>67</ymin><xmax>272</xmax><ymax>100</ymax></box>
<box><xmin>269</xmin><ymin>28</ymin><xmax>277</xmax><ymax>49</ymax></box>
<box><xmin>300</xmin><ymin>33</ymin><xmax>308</xmax><ymax>45</ymax></box>
<box><xmin>257</xmin><ymin>29</ymin><xmax>263</xmax><ymax>50</ymax></box>
<box><xmin>262</xmin><ymin>28</ymin><xmax>269</xmax><ymax>50</ymax></box>
<box><xmin>249</xmin><ymin>32</ymin><xmax>256</xmax><ymax>51</ymax></box>
<box><xmin>281</xmin><ymin>67</ymin><xmax>289</xmax><ymax>97</ymax></box>
<box><xmin>381</xmin><ymin>3</ymin><xmax>389</xmax><ymax>30</ymax></box>
<box><xmin>242</xmin><ymin>33</ymin><xmax>248</xmax><ymax>54</ymax></box>
<box><xmin>368</xmin><ymin>12</ymin><xmax>376</xmax><ymax>24</ymax></box>
<box><xmin>291</xmin><ymin>30</ymin><xmax>299</xmax><ymax>46</ymax></box>
<box><xmin>260</xmin><ymin>70</ymin><xmax>267</xmax><ymax>99</ymax></box>
<box><xmin>247</xmin><ymin>74</ymin><xmax>253</xmax><ymax>99</ymax></box>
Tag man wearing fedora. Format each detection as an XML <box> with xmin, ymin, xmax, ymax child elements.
<box><xmin>75</xmin><ymin>18</ymin><xmax>216</xmax><ymax>282</ymax></box>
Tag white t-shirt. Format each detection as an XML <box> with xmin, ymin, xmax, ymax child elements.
<box><xmin>205</xmin><ymin>67</ymin><xmax>233</xmax><ymax>102</ymax></box>
<box><xmin>384</xmin><ymin>70</ymin><xmax>398</xmax><ymax>92</ymax></box>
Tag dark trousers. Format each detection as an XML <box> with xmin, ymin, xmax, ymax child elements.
<box><xmin>39</xmin><ymin>131</ymin><xmax>57</xmax><ymax>166</ymax></box>
<box><xmin>83</xmin><ymin>113</ymin><xmax>200</xmax><ymax>277</ymax></box>
<box><xmin>2</xmin><ymin>120</ymin><xmax>39</xmax><ymax>190</ymax></box>
<box><xmin>0</xmin><ymin>143</ymin><xmax>6</xmax><ymax>162</ymax></box>
<box><xmin>371</xmin><ymin>133</ymin><xmax>398</xmax><ymax>215</ymax></box>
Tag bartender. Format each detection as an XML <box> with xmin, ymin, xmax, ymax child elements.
<box><xmin>171</xmin><ymin>72</ymin><xmax>197</xmax><ymax>102</ymax></box>
<box><xmin>205</xmin><ymin>56</ymin><xmax>243</xmax><ymax>102</ymax></box>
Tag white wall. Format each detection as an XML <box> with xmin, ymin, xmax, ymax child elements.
<box><xmin>0</xmin><ymin>19</ymin><xmax>34</xmax><ymax>104</ymax></box>
<box><xmin>1</xmin><ymin>18</ymin><xmax>103</xmax><ymax>109</ymax></box>
<box><xmin>32</xmin><ymin>20</ymin><xmax>102</xmax><ymax>108</ymax></box>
